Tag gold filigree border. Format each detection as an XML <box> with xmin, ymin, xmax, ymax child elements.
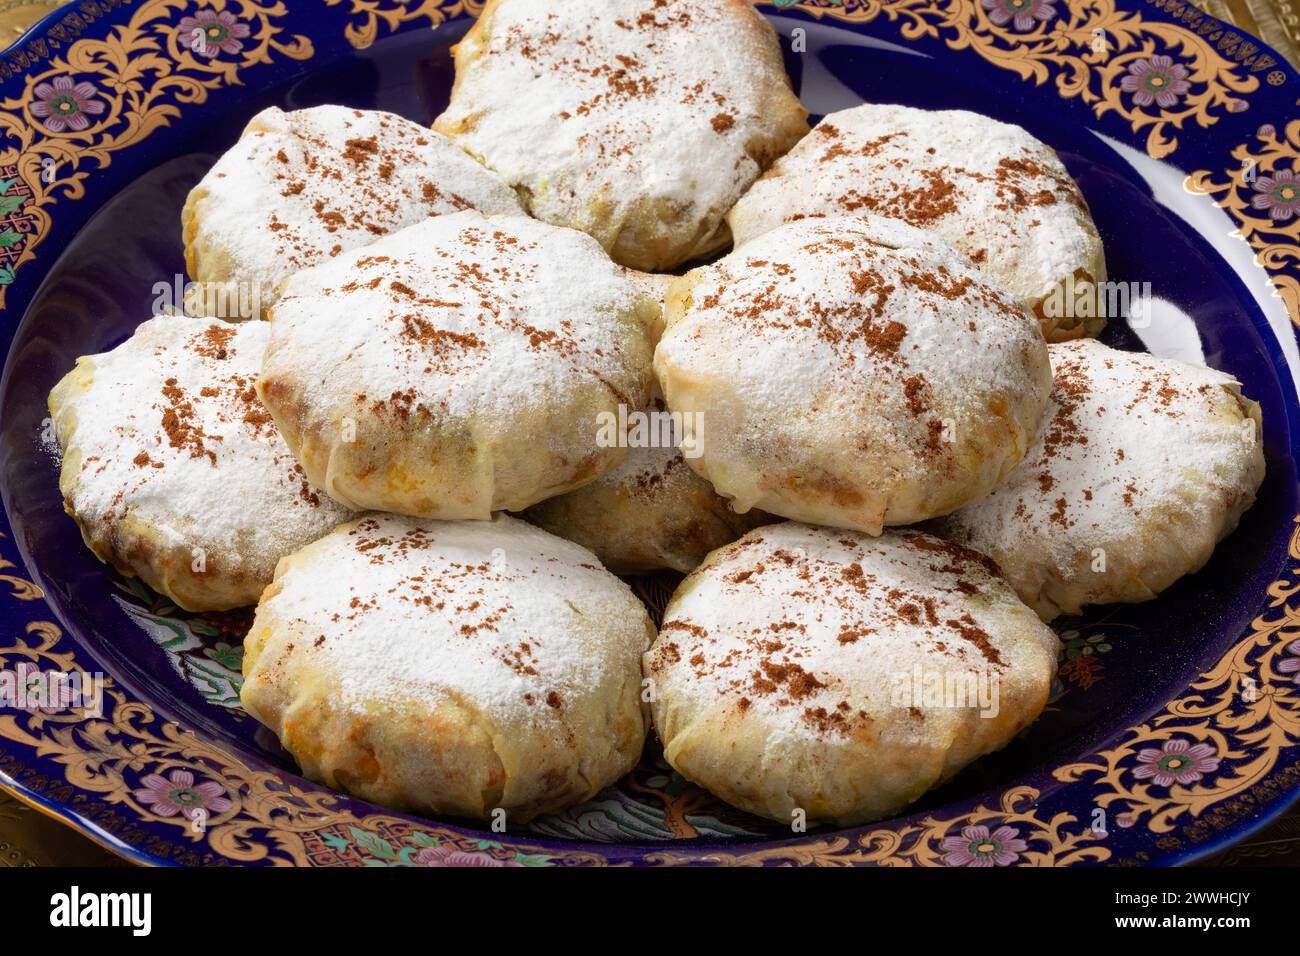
<box><xmin>323</xmin><ymin>0</ymin><xmax>483</xmax><ymax>51</ymax></box>
<box><xmin>644</xmin><ymin>786</ymin><xmax>1110</xmax><ymax>866</ymax></box>
<box><xmin>761</xmin><ymin>0</ymin><xmax>1259</xmax><ymax>159</ymax></box>
<box><xmin>1053</xmin><ymin>516</ymin><xmax>1300</xmax><ymax>859</ymax></box>
<box><xmin>1187</xmin><ymin>118</ymin><xmax>1300</xmax><ymax>327</ymax></box>
<box><xmin>0</xmin><ymin>0</ymin><xmax>312</xmax><ymax>307</ymax></box>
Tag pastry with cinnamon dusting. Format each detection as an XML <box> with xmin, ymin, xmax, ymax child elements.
<box><xmin>525</xmin><ymin>395</ymin><xmax>773</xmax><ymax>573</ymax></box>
<box><xmin>47</xmin><ymin>316</ymin><xmax>351</xmax><ymax>611</ymax></box>
<box><xmin>527</xmin><ymin>270</ymin><xmax>770</xmax><ymax>572</ymax></box>
<box><xmin>938</xmin><ymin>339</ymin><xmax>1265</xmax><ymax>620</ymax></box>
<box><xmin>654</xmin><ymin>215</ymin><xmax>1052</xmax><ymax>534</ymax></box>
<box><xmin>182</xmin><ymin>105</ymin><xmax>522</xmax><ymax>318</ymax></box>
<box><xmin>433</xmin><ymin>0</ymin><xmax>808</xmax><ymax>270</ymax></box>
<box><xmin>242</xmin><ymin>513</ymin><xmax>653</xmax><ymax>821</ymax></box>
<box><xmin>644</xmin><ymin>522</ymin><xmax>1059</xmax><ymax>825</ymax></box>
<box><xmin>727</xmin><ymin>103</ymin><xmax>1107</xmax><ymax>341</ymax></box>
<box><xmin>258</xmin><ymin>210</ymin><xmax>657</xmax><ymax>519</ymax></box>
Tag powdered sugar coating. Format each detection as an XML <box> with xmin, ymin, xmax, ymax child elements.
<box><xmin>434</xmin><ymin>0</ymin><xmax>808</xmax><ymax>270</ymax></box>
<box><xmin>654</xmin><ymin>215</ymin><xmax>1052</xmax><ymax>533</ymax></box>
<box><xmin>645</xmin><ymin>522</ymin><xmax>1058</xmax><ymax>823</ymax></box>
<box><xmin>48</xmin><ymin>315</ymin><xmax>351</xmax><ymax>610</ymax></box>
<box><xmin>941</xmin><ymin>339</ymin><xmax>1265</xmax><ymax>619</ymax></box>
<box><xmin>254</xmin><ymin>513</ymin><xmax>651</xmax><ymax>716</ymax></box>
<box><xmin>727</xmin><ymin>104</ymin><xmax>1106</xmax><ymax>339</ymax></box>
<box><xmin>182</xmin><ymin>105</ymin><xmax>522</xmax><ymax>316</ymax></box>
<box><xmin>242</xmin><ymin>513</ymin><xmax>653</xmax><ymax>818</ymax></box>
<box><xmin>259</xmin><ymin>210</ymin><xmax>656</xmax><ymax>518</ymax></box>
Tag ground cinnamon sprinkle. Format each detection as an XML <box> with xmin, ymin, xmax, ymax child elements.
<box><xmin>902</xmin><ymin>374</ymin><xmax>929</xmax><ymax>416</ymax></box>
<box><xmin>802</xmin><ymin>703</ymin><xmax>870</xmax><ymax>735</ymax></box>
<box><xmin>900</xmin><ymin>265</ymin><xmax>974</xmax><ymax>301</ymax></box>
<box><xmin>398</xmin><ymin>316</ymin><xmax>484</xmax><ymax>354</ymax></box>
<box><xmin>861</xmin><ymin>318</ymin><xmax>907</xmax><ymax>358</ymax></box>
<box><xmin>649</xmin><ymin>525</ymin><xmax>1026</xmax><ymax>742</ymax></box>
<box><xmin>839</xmin><ymin>167</ymin><xmax>958</xmax><ymax>224</ymax></box>
<box><xmin>159</xmin><ymin>378</ymin><xmax>218</xmax><ymax>465</ymax></box>
<box><xmin>190</xmin><ymin>324</ymin><xmax>237</xmax><ymax>360</ymax></box>
<box><xmin>342</xmin><ymin>135</ymin><xmax>379</xmax><ymax>164</ymax></box>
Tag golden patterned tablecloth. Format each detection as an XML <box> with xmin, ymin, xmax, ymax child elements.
<box><xmin>0</xmin><ymin>0</ymin><xmax>1296</xmax><ymax>868</ymax></box>
<box><xmin>1199</xmin><ymin>0</ymin><xmax>1300</xmax><ymax>66</ymax></box>
<box><xmin>0</xmin><ymin>790</ymin><xmax>126</xmax><ymax>866</ymax></box>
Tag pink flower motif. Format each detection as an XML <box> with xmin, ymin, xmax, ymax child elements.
<box><xmin>1277</xmin><ymin>637</ymin><xmax>1300</xmax><ymax>683</ymax></box>
<box><xmin>29</xmin><ymin>75</ymin><xmax>105</xmax><ymax>133</ymax></box>
<box><xmin>1120</xmin><ymin>55</ymin><xmax>1192</xmax><ymax>109</ymax></box>
<box><xmin>1251</xmin><ymin>168</ymin><xmax>1300</xmax><ymax>222</ymax></box>
<box><xmin>941</xmin><ymin>824</ymin><xmax>1028</xmax><ymax>867</ymax></box>
<box><xmin>1133</xmin><ymin>738</ymin><xmax>1220</xmax><ymax>787</ymax></box>
<box><xmin>133</xmin><ymin>768</ymin><xmax>233</xmax><ymax>821</ymax></box>
<box><xmin>177</xmin><ymin>9</ymin><xmax>251</xmax><ymax>57</ymax></box>
<box><xmin>414</xmin><ymin>844</ymin><xmax>522</xmax><ymax>867</ymax></box>
<box><xmin>981</xmin><ymin>0</ymin><xmax>1056</xmax><ymax>31</ymax></box>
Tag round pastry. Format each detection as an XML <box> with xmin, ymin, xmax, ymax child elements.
<box><xmin>644</xmin><ymin>522</ymin><xmax>1059</xmax><ymax>826</ymax></box>
<box><xmin>938</xmin><ymin>339</ymin><xmax>1266</xmax><ymax>620</ymax></box>
<box><xmin>727</xmin><ymin>104</ymin><xmax>1107</xmax><ymax>341</ymax></box>
<box><xmin>654</xmin><ymin>215</ymin><xmax>1052</xmax><ymax>534</ymax></box>
<box><xmin>258</xmin><ymin>210</ymin><xmax>658</xmax><ymax>519</ymax></box>
<box><xmin>525</xmin><ymin>395</ymin><xmax>772</xmax><ymax>574</ymax></box>
<box><xmin>182</xmin><ymin>105</ymin><xmax>522</xmax><ymax>318</ymax></box>
<box><xmin>433</xmin><ymin>0</ymin><xmax>808</xmax><ymax>270</ymax></box>
<box><xmin>242</xmin><ymin>513</ymin><xmax>653</xmax><ymax>822</ymax></box>
<box><xmin>47</xmin><ymin>316</ymin><xmax>351</xmax><ymax>611</ymax></box>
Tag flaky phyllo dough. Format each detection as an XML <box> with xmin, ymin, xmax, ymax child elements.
<box><xmin>434</xmin><ymin>0</ymin><xmax>808</xmax><ymax>269</ymax></box>
<box><xmin>654</xmin><ymin>215</ymin><xmax>1052</xmax><ymax>534</ymax></box>
<box><xmin>645</xmin><ymin>523</ymin><xmax>1059</xmax><ymax>825</ymax></box>
<box><xmin>258</xmin><ymin>210</ymin><xmax>657</xmax><ymax>519</ymax></box>
<box><xmin>728</xmin><ymin>103</ymin><xmax>1107</xmax><ymax>342</ymax></box>
<box><xmin>938</xmin><ymin>339</ymin><xmax>1265</xmax><ymax>620</ymax></box>
<box><xmin>48</xmin><ymin>316</ymin><xmax>350</xmax><ymax>611</ymax></box>
<box><xmin>182</xmin><ymin>105</ymin><xmax>521</xmax><ymax>318</ymax></box>
<box><xmin>242</xmin><ymin>514</ymin><xmax>652</xmax><ymax>821</ymax></box>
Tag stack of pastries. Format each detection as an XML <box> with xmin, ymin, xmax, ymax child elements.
<box><xmin>48</xmin><ymin>0</ymin><xmax>1265</xmax><ymax>828</ymax></box>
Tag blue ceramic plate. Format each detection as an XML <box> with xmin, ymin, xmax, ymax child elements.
<box><xmin>0</xmin><ymin>0</ymin><xmax>1298</xmax><ymax>867</ymax></box>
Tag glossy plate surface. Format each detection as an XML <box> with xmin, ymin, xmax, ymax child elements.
<box><xmin>0</xmin><ymin>0</ymin><xmax>1298</xmax><ymax>865</ymax></box>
